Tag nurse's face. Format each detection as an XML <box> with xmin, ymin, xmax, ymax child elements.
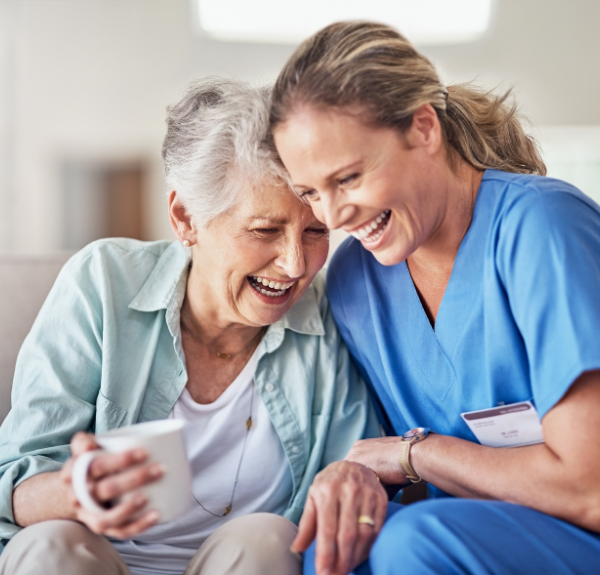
<box><xmin>273</xmin><ymin>105</ymin><xmax>445</xmax><ymax>266</ymax></box>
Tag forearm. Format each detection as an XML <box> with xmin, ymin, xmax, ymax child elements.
<box><xmin>411</xmin><ymin>434</ymin><xmax>600</xmax><ymax>530</ymax></box>
<box><xmin>12</xmin><ymin>472</ymin><xmax>76</xmax><ymax>527</ymax></box>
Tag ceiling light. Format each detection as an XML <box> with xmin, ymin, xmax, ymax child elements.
<box><xmin>197</xmin><ymin>0</ymin><xmax>494</xmax><ymax>45</ymax></box>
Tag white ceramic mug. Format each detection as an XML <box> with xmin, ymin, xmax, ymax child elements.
<box><xmin>72</xmin><ymin>419</ymin><xmax>192</xmax><ymax>524</ymax></box>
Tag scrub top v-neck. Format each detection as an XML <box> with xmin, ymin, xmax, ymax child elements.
<box><xmin>327</xmin><ymin>170</ymin><xmax>600</xmax><ymax>450</ymax></box>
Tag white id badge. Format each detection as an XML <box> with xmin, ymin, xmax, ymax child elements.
<box><xmin>461</xmin><ymin>401</ymin><xmax>544</xmax><ymax>448</ymax></box>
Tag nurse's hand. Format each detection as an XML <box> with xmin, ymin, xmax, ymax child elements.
<box><xmin>344</xmin><ymin>437</ymin><xmax>410</xmax><ymax>485</ymax></box>
<box><xmin>60</xmin><ymin>432</ymin><xmax>163</xmax><ymax>538</ymax></box>
<box><xmin>291</xmin><ymin>460</ymin><xmax>388</xmax><ymax>575</ymax></box>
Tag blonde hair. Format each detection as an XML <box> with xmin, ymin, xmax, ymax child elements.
<box><xmin>271</xmin><ymin>21</ymin><xmax>546</xmax><ymax>175</ymax></box>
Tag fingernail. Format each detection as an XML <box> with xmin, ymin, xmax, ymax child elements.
<box><xmin>147</xmin><ymin>510</ymin><xmax>160</xmax><ymax>523</ymax></box>
<box><xmin>132</xmin><ymin>448</ymin><xmax>147</xmax><ymax>461</ymax></box>
<box><xmin>133</xmin><ymin>493</ymin><xmax>147</xmax><ymax>505</ymax></box>
<box><xmin>149</xmin><ymin>463</ymin><xmax>164</xmax><ymax>478</ymax></box>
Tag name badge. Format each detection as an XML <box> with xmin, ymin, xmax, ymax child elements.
<box><xmin>461</xmin><ymin>401</ymin><xmax>544</xmax><ymax>448</ymax></box>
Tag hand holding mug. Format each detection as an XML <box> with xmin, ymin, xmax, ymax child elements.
<box><xmin>62</xmin><ymin>420</ymin><xmax>191</xmax><ymax>539</ymax></box>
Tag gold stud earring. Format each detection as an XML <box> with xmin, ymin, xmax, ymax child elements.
<box><xmin>182</xmin><ymin>240</ymin><xmax>190</xmax><ymax>248</ymax></box>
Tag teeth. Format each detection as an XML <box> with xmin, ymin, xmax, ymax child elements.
<box><xmin>349</xmin><ymin>210</ymin><xmax>390</xmax><ymax>241</ymax></box>
<box><xmin>249</xmin><ymin>276</ymin><xmax>295</xmax><ymax>296</ymax></box>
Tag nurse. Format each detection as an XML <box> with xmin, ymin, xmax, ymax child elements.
<box><xmin>270</xmin><ymin>21</ymin><xmax>600</xmax><ymax>575</ymax></box>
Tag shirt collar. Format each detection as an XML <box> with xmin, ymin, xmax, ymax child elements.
<box><xmin>128</xmin><ymin>241</ymin><xmax>325</xmax><ymax>338</ymax></box>
<box><xmin>128</xmin><ymin>242</ymin><xmax>190</xmax><ymax>314</ymax></box>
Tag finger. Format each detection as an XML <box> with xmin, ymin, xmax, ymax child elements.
<box><xmin>70</xmin><ymin>432</ymin><xmax>99</xmax><ymax>456</ymax></box>
<box><xmin>81</xmin><ymin>492</ymin><xmax>152</xmax><ymax>533</ymax></box>
<box><xmin>313</xmin><ymin>485</ymin><xmax>340</xmax><ymax>575</ymax></box>
<box><xmin>93</xmin><ymin>462</ymin><xmax>163</xmax><ymax>504</ymax></box>
<box><xmin>352</xmin><ymin>487</ymin><xmax>388</xmax><ymax>569</ymax></box>
<box><xmin>331</xmin><ymin>482</ymin><xmax>361</xmax><ymax>575</ymax></box>
<box><xmin>291</xmin><ymin>496</ymin><xmax>317</xmax><ymax>553</ymax></box>
<box><xmin>87</xmin><ymin>448</ymin><xmax>148</xmax><ymax>480</ymax></box>
<box><xmin>104</xmin><ymin>509</ymin><xmax>160</xmax><ymax>539</ymax></box>
<box><xmin>60</xmin><ymin>458</ymin><xmax>74</xmax><ymax>484</ymax></box>
<box><xmin>351</xmin><ymin>503</ymin><xmax>377</xmax><ymax>569</ymax></box>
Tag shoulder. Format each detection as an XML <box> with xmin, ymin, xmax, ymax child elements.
<box><xmin>327</xmin><ymin>235</ymin><xmax>364</xmax><ymax>281</ymax></box>
<box><xmin>483</xmin><ymin>170</ymin><xmax>600</xmax><ymax>222</ymax></box>
<box><xmin>65</xmin><ymin>238</ymin><xmax>171</xmax><ymax>272</ymax></box>
<box><xmin>483</xmin><ymin>170</ymin><xmax>600</xmax><ymax>248</ymax></box>
<box><xmin>326</xmin><ymin>236</ymin><xmax>365</xmax><ymax>304</ymax></box>
<box><xmin>58</xmin><ymin>239</ymin><xmax>178</xmax><ymax>304</ymax></box>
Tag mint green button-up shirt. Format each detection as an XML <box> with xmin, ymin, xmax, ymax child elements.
<box><xmin>0</xmin><ymin>239</ymin><xmax>379</xmax><ymax>550</ymax></box>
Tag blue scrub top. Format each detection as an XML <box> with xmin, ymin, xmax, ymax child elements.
<box><xmin>327</xmin><ymin>170</ymin><xmax>600</xmax><ymax>446</ymax></box>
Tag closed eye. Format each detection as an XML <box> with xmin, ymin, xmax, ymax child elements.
<box><xmin>338</xmin><ymin>173</ymin><xmax>359</xmax><ymax>186</ymax></box>
<box><xmin>305</xmin><ymin>227</ymin><xmax>329</xmax><ymax>236</ymax></box>
<box><xmin>298</xmin><ymin>189</ymin><xmax>318</xmax><ymax>201</ymax></box>
<box><xmin>253</xmin><ymin>228</ymin><xmax>279</xmax><ymax>235</ymax></box>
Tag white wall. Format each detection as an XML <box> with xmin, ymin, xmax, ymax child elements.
<box><xmin>1</xmin><ymin>0</ymin><xmax>600</xmax><ymax>253</ymax></box>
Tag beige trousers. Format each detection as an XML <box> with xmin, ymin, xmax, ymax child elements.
<box><xmin>0</xmin><ymin>513</ymin><xmax>301</xmax><ymax>575</ymax></box>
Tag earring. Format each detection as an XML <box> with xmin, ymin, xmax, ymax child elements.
<box><xmin>182</xmin><ymin>240</ymin><xmax>190</xmax><ymax>248</ymax></box>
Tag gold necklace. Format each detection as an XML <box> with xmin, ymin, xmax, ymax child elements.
<box><xmin>181</xmin><ymin>321</ymin><xmax>266</xmax><ymax>360</ymax></box>
<box><xmin>191</xmin><ymin>384</ymin><xmax>255</xmax><ymax>517</ymax></box>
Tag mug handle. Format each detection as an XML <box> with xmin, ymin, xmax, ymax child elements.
<box><xmin>71</xmin><ymin>450</ymin><xmax>106</xmax><ymax>514</ymax></box>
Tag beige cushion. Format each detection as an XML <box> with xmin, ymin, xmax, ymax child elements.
<box><xmin>0</xmin><ymin>255</ymin><xmax>71</xmax><ymax>423</ymax></box>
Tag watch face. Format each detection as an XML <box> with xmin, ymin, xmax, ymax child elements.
<box><xmin>403</xmin><ymin>427</ymin><xmax>426</xmax><ymax>439</ymax></box>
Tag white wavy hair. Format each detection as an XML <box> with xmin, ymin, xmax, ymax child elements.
<box><xmin>162</xmin><ymin>77</ymin><xmax>290</xmax><ymax>227</ymax></box>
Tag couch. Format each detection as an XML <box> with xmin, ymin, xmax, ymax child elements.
<box><xmin>0</xmin><ymin>254</ymin><xmax>71</xmax><ymax>424</ymax></box>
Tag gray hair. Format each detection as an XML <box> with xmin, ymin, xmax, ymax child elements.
<box><xmin>162</xmin><ymin>77</ymin><xmax>290</xmax><ymax>227</ymax></box>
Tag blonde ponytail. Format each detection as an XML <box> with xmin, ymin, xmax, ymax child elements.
<box><xmin>442</xmin><ymin>84</ymin><xmax>545</xmax><ymax>174</ymax></box>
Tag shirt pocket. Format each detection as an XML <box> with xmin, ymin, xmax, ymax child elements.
<box><xmin>94</xmin><ymin>391</ymin><xmax>127</xmax><ymax>433</ymax></box>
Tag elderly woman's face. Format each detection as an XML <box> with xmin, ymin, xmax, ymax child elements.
<box><xmin>192</xmin><ymin>183</ymin><xmax>329</xmax><ymax>327</ymax></box>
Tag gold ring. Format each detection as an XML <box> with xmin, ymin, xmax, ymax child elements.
<box><xmin>357</xmin><ymin>515</ymin><xmax>375</xmax><ymax>527</ymax></box>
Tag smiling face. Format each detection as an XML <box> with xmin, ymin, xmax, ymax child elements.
<box><xmin>186</xmin><ymin>182</ymin><xmax>329</xmax><ymax>328</ymax></box>
<box><xmin>273</xmin><ymin>105</ymin><xmax>448</xmax><ymax>266</ymax></box>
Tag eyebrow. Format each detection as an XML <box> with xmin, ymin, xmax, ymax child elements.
<box><xmin>248</xmin><ymin>216</ymin><xmax>289</xmax><ymax>225</ymax></box>
<box><xmin>293</xmin><ymin>159</ymin><xmax>364</xmax><ymax>190</ymax></box>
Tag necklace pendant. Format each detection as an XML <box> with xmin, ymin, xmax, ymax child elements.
<box><xmin>224</xmin><ymin>505</ymin><xmax>232</xmax><ymax>516</ymax></box>
<box><xmin>216</xmin><ymin>352</ymin><xmax>231</xmax><ymax>359</ymax></box>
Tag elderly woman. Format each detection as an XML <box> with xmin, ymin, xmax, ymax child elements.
<box><xmin>271</xmin><ymin>21</ymin><xmax>600</xmax><ymax>575</ymax></box>
<box><xmin>0</xmin><ymin>79</ymin><xmax>378</xmax><ymax>575</ymax></box>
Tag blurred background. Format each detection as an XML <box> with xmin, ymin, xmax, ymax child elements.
<box><xmin>0</xmin><ymin>0</ymin><xmax>599</xmax><ymax>255</ymax></box>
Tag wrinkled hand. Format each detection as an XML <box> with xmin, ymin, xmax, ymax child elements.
<box><xmin>60</xmin><ymin>432</ymin><xmax>163</xmax><ymax>538</ymax></box>
<box><xmin>292</xmin><ymin>460</ymin><xmax>388</xmax><ymax>575</ymax></box>
<box><xmin>344</xmin><ymin>437</ymin><xmax>409</xmax><ymax>485</ymax></box>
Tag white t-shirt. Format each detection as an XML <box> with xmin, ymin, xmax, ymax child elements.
<box><xmin>110</xmin><ymin>349</ymin><xmax>294</xmax><ymax>575</ymax></box>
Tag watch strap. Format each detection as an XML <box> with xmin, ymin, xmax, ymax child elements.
<box><xmin>398</xmin><ymin>439</ymin><xmax>423</xmax><ymax>484</ymax></box>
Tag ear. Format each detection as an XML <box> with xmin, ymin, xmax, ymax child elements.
<box><xmin>168</xmin><ymin>190</ymin><xmax>196</xmax><ymax>245</ymax></box>
<box><xmin>405</xmin><ymin>103</ymin><xmax>442</xmax><ymax>155</ymax></box>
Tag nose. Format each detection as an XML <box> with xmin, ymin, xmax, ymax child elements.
<box><xmin>274</xmin><ymin>238</ymin><xmax>306</xmax><ymax>279</ymax></box>
<box><xmin>317</xmin><ymin>191</ymin><xmax>351</xmax><ymax>230</ymax></box>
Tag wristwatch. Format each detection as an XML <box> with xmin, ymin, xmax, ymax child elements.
<box><xmin>398</xmin><ymin>427</ymin><xmax>432</xmax><ymax>484</ymax></box>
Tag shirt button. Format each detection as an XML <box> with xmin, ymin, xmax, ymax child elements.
<box><xmin>291</xmin><ymin>445</ymin><xmax>300</xmax><ymax>454</ymax></box>
<box><xmin>265</xmin><ymin>383</ymin><xmax>274</xmax><ymax>392</ymax></box>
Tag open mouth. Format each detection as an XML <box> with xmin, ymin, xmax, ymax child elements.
<box><xmin>349</xmin><ymin>210</ymin><xmax>391</xmax><ymax>244</ymax></box>
<box><xmin>248</xmin><ymin>276</ymin><xmax>295</xmax><ymax>298</ymax></box>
